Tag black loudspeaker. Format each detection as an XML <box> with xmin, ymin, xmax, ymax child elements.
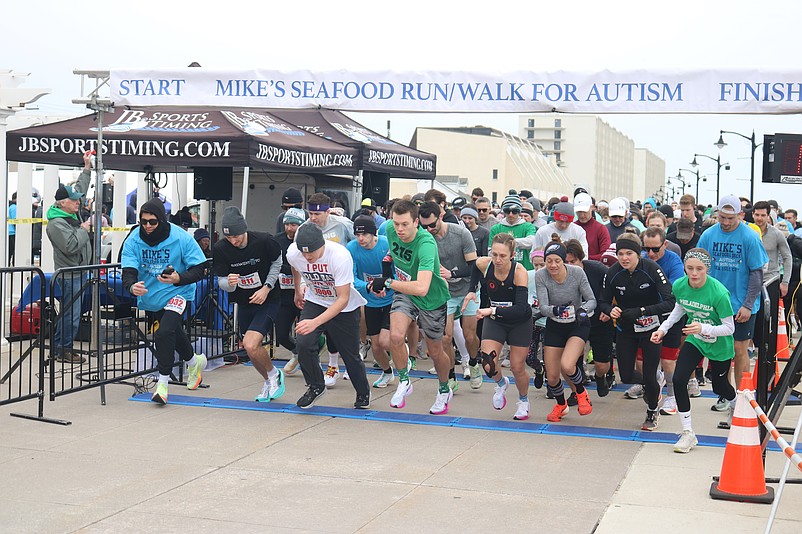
<box><xmin>364</xmin><ymin>171</ymin><xmax>390</xmax><ymax>206</ymax></box>
<box><xmin>194</xmin><ymin>167</ymin><xmax>233</xmax><ymax>200</ymax></box>
<box><xmin>101</xmin><ymin>184</ymin><xmax>114</xmax><ymax>205</ymax></box>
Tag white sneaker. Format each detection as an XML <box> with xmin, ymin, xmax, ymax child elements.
<box><xmin>390</xmin><ymin>380</ymin><xmax>413</xmax><ymax>408</ymax></box>
<box><xmin>501</xmin><ymin>359</ymin><xmax>511</xmax><ymax>368</ymax></box>
<box><xmin>428</xmin><ymin>366</ymin><xmax>438</xmax><ymax>375</ymax></box>
<box><xmin>660</xmin><ymin>395</ymin><xmax>678</xmax><ymax>415</ymax></box>
<box><xmin>284</xmin><ymin>354</ymin><xmax>299</xmax><ymax>375</ymax></box>
<box><xmin>493</xmin><ymin>376</ymin><xmax>509</xmax><ymax>410</ymax></box>
<box><xmin>255</xmin><ymin>382</ymin><xmax>271</xmax><ymax>402</ymax></box>
<box><xmin>430</xmin><ymin>389</ymin><xmax>453</xmax><ymax>415</ymax></box>
<box><xmin>324</xmin><ymin>366</ymin><xmax>339</xmax><ymax>388</ymax></box>
<box><xmin>673</xmin><ymin>429</ymin><xmax>698</xmax><ymax>453</ymax></box>
<box><xmin>461</xmin><ymin>361</ymin><xmax>471</xmax><ymax>379</ymax></box>
<box><xmin>624</xmin><ymin>383</ymin><xmax>644</xmax><ymax>399</ymax></box>
<box><xmin>687</xmin><ymin>378</ymin><xmax>702</xmax><ymax>398</ymax></box>
<box><xmin>469</xmin><ymin>364</ymin><xmax>483</xmax><ymax>389</ymax></box>
<box><xmin>343</xmin><ymin>370</ymin><xmax>350</xmax><ymax>381</ymax></box>
<box><xmin>373</xmin><ymin>371</ymin><xmax>394</xmax><ymax>388</ymax></box>
<box><xmin>359</xmin><ymin>340</ymin><xmax>371</xmax><ymax>361</ymax></box>
<box><xmin>513</xmin><ymin>399</ymin><xmax>529</xmax><ymax>420</ymax></box>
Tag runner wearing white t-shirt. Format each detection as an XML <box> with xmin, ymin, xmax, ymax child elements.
<box><xmin>287</xmin><ymin>224</ymin><xmax>369</xmax><ymax>409</ymax></box>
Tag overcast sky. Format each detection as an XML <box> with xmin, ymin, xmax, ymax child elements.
<box><xmin>4</xmin><ymin>0</ymin><xmax>802</xmax><ymax>208</ymax></box>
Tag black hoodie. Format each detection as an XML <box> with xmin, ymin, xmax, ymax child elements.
<box><xmin>139</xmin><ymin>198</ymin><xmax>171</xmax><ymax>247</ymax></box>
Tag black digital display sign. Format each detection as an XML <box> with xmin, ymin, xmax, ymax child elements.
<box><xmin>763</xmin><ymin>133</ymin><xmax>802</xmax><ymax>184</ymax></box>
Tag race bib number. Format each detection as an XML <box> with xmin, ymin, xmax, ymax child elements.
<box><xmin>557</xmin><ymin>305</ymin><xmax>575</xmax><ymax>321</ymax></box>
<box><xmin>238</xmin><ymin>271</ymin><xmax>262</xmax><ymax>290</ymax></box>
<box><xmin>514</xmin><ymin>249</ymin><xmax>524</xmax><ymax>261</ymax></box>
<box><xmin>164</xmin><ymin>295</ymin><xmax>187</xmax><ymax>315</ymax></box>
<box><xmin>633</xmin><ymin>314</ymin><xmax>660</xmax><ymax>333</ymax></box>
<box><xmin>394</xmin><ymin>266</ymin><xmax>411</xmax><ymax>282</ymax></box>
<box><xmin>303</xmin><ymin>270</ymin><xmax>337</xmax><ymax>300</ymax></box>
<box><xmin>490</xmin><ymin>300</ymin><xmax>513</xmax><ymax>308</ymax></box>
<box><xmin>279</xmin><ymin>274</ymin><xmax>294</xmax><ymax>290</ymax></box>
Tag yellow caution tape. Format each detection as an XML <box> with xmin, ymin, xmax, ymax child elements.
<box><xmin>8</xmin><ymin>218</ymin><xmax>46</xmax><ymax>224</ymax></box>
<box><xmin>101</xmin><ymin>227</ymin><xmax>135</xmax><ymax>232</ymax></box>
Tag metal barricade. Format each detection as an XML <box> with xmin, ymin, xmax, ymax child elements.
<box><xmin>0</xmin><ymin>266</ymin><xmax>67</xmax><ymax>424</ymax></box>
<box><xmin>47</xmin><ymin>264</ymin><xmax>239</xmax><ymax>408</ymax></box>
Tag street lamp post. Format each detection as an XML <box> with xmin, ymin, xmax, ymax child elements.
<box><xmin>676</xmin><ymin>168</ymin><xmax>704</xmax><ymax>202</ymax></box>
<box><xmin>691</xmin><ymin>153</ymin><xmax>726</xmax><ymax>202</ymax></box>
<box><xmin>715</xmin><ymin>130</ymin><xmax>758</xmax><ymax>202</ymax></box>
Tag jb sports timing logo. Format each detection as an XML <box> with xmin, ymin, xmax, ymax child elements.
<box><xmin>93</xmin><ymin>109</ymin><xmax>220</xmax><ymax>133</ymax></box>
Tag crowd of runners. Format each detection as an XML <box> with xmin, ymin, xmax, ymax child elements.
<box><xmin>134</xmin><ymin>182</ymin><xmax>800</xmax><ymax>454</ymax></box>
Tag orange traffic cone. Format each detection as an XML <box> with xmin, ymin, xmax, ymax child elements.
<box><xmin>710</xmin><ymin>372</ymin><xmax>774</xmax><ymax>504</ymax></box>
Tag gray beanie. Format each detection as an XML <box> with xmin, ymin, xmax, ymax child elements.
<box><xmin>501</xmin><ymin>194</ymin><xmax>523</xmax><ymax>211</ymax></box>
<box><xmin>221</xmin><ymin>206</ymin><xmax>248</xmax><ymax>236</ymax></box>
<box><xmin>295</xmin><ymin>223</ymin><xmax>325</xmax><ymax>253</ymax></box>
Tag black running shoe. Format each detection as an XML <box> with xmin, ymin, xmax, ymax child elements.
<box><xmin>567</xmin><ymin>392</ymin><xmax>578</xmax><ymax>406</ymax></box>
<box><xmin>297</xmin><ymin>386</ymin><xmax>326</xmax><ymax>409</ymax></box>
<box><xmin>533</xmin><ymin>362</ymin><xmax>545</xmax><ymax>389</ymax></box>
<box><xmin>354</xmin><ymin>393</ymin><xmax>371</xmax><ymax>409</ymax></box>
<box><xmin>595</xmin><ymin>374</ymin><xmax>610</xmax><ymax>397</ymax></box>
<box><xmin>695</xmin><ymin>366</ymin><xmax>706</xmax><ymax>385</ymax></box>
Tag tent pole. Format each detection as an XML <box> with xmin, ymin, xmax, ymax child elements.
<box><xmin>354</xmin><ymin>170</ymin><xmax>363</xmax><ymax>216</ymax></box>
<box><xmin>241</xmin><ymin>167</ymin><xmax>250</xmax><ymax>217</ymax></box>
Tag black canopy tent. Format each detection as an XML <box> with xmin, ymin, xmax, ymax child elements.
<box><xmin>269</xmin><ymin>108</ymin><xmax>436</xmax><ymax>205</ymax></box>
<box><xmin>6</xmin><ymin>107</ymin><xmax>361</xmax><ymax>175</ymax></box>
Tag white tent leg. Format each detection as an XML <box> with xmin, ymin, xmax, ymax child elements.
<box><xmin>240</xmin><ymin>167</ymin><xmax>250</xmax><ymax>217</ymax></box>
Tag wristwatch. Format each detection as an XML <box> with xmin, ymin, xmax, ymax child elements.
<box><xmin>386</xmin><ymin>278</ymin><xmax>393</xmax><ymax>289</ymax></box>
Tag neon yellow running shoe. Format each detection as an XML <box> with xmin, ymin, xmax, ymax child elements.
<box><xmin>151</xmin><ymin>381</ymin><xmax>168</xmax><ymax>404</ymax></box>
<box><xmin>187</xmin><ymin>353</ymin><xmax>207</xmax><ymax>390</ymax></box>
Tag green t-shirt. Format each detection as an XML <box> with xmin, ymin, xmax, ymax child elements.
<box><xmin>386</xmin><ymin>224</ymin><xmax>450</xmax><ymax>310</ymax></box>
<box><xmin>671</xmin><ymin>275</ymin><xmax>735</xmax><ymax>361</ymax></box>
<box><xmin>489</xmin><ymin>221</ymin><xmax>537</xmax><ymax>270</ymax></box>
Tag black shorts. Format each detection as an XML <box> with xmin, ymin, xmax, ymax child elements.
<box><xmin>588</xmin><ymin>321</ymin><xmax>615</xmax><ymax>363</ymax></box>
<box><xmin>364</xmin><ymin>304</ymin><xmax>391</xmax><ymax>336</ymax></box>
<box><xmin>544</xmin><ymin>318</ymin><xmax>590</xmax><ymax>348</ymax></box>
<box><xmin>481</xmin><ymin>316</ymin><xmax>534</xmax><ymax>348</ymax></box>
<box><xmin>238</xmin><ymin>302</ymin><xmax>279</xmax><ymax>336</ymax></box>
<box><xmin>662</xmin><ymin>316</ymin><xmax>686</xmax><ymax>349</ymax></box>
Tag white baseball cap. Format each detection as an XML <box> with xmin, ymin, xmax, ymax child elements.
<box><xmin>574</xmin><ymin>193</ymin><xmax>593</xmax><ymax>213</ymax></box>
<box><xmin>608</xmin><ymin>197</ymin><xmax>628</xmax><ymax>217</ymax></box>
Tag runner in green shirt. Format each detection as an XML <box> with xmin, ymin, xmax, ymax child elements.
<box><xmin>489</xmin><ymin>192</ymin><xmax>537</xmax><ymax>270</ymax></box>
<box><xmin>381</xmin><ymin>200</ymin><xmax>452</xmax><ymax>415</ymax></box>
<box><xmin>652</xmin><ymin>248</ymin><xmax>736</xmax><ymax>453</ymax></box>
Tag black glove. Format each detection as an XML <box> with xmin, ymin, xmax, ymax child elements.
<box><xmin>619</xmin><ymin>307</ymin><xmax>641</xmax><ymax>322</ymax></box>
<box><xmin>553</xmin><ymin>305</ymin><xmax>568</xmax><ymax>319</ymax></box>
<box><xmin>370</xmin><ymin>277</ymin><xmax>386</xmax><ymax>293</ymax></box>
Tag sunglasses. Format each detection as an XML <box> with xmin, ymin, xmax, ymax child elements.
<box><xmin>503</xmin><ymin>208</ymin><xmax>521</xmax><ymax>214</ymax></box>
<box><xmin>420</xmin><ymin>220</ymin><xmax>438</xmax><ymax>229</ymax></box>
<box><xmin>477</xmin><ymin>208</ymin><xmax>489</xmax><ymax>213</ymax></box>
<box><xmin>644</xmin><ymin>246</ymin><xmax>663</xmax><ymax>253</ymax></box>
<box><xmin>140</xmin><ymin>218</ymin><xmax>159</xmax><ymax>226</ymax></box>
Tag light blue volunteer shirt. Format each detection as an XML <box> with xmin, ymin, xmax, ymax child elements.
<box><xmin>121</xmin><ymin>223</ymin><xmax>208</xmax><ymax>312</ymax></box>
<box><xmin>698</xmin><ymin>222</ymin><xmax>768</xmax><ymax>314</ymax></box>
<box><xmin>347</xmin><ymin>235</ymin><xmax>394</xmax><ymax>307</ymax></box>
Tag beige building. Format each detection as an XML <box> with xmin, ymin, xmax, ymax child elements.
<box><xmin>519</xmin><ymin>113</ymin><xmax>661</xmax><ymax>203</ymax></box>
<box><xmin>401</xmin><ymin>126</ymin><xmax>573</xmax><ymax>205</ymax></box>
<box><xmin>633</xmin><ymin>148</ymin><xmax>666</xmax><ymax>204</ymax></box>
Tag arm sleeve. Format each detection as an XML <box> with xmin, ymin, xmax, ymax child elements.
<box><xmin>700</xmin><ymin>315</ymin><xmax>736</xmax><ymax>337</ymax></box>
<box><xmin>578</xmin><ymin>270</ymin><xmax>596</xmax><ymax>313</ymax></box>
<box><xmin>643</xmin><ymin>265</ymin><xmax>676</xmax><ymax>316</ymax></box>
<box><xmin>742</xmin><ymin>268</ymin><xmax>764</xmax><ymax>310</ymax></box>
<box><xmin>218</xmin><ymin>276</ymin><xmax>236</xmax><ymax>292</ymax></box>
<box><xmin>177</xmin><ymin>263</ymin><xmax>206</xmax><ymax>285</ymax></box>
<box><xmin>121</xmin><ymin>267</ymin><xmax>139</xmax><ymax>294</ymax></box>
<box><xmin>591</xmin><ymin>227</ymin><xmax>611</xmax><ymax>262</ymax></box>
<box><xmin>597</xmin><ymin>270</ymin><xmax>613</xmax><ymax>315</ymax></box>
<box><xmin>658</xmin><ymin>302</ymin><xmax>686</xmax><ymax>334</ymax></box>
<box><xmin>265</xmin><ymin>254</ymin><xmax>282</xmax><ymax>288</ymax></box>
<box><xmin>451</xmin><ymin>259</ymin><xmax>475</xmax><ymax>280</ymax></box>
<box><xmin>779</xmin><ymin>233</ymin><xmax>793</xmax><ymax>284</ymax></box>
<box><xmin>494</xmin><ymin>285</ymin><xmax>532</xmax><ymax>321</ymax></box>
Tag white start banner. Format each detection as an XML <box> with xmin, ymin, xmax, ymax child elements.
<box><xmin>109</xmin><ymin>69</ymin><xmax>802</xmax><ymax>113</ymax></box>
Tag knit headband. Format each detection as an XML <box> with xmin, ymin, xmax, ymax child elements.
<box><xmin>544</xmin><ymin>242</ymin><xmax>566</xmax><ymax>261</ymax></box>
<box><xmin>684</xmin><ymin>249</ymin><xmax>711</xmax><ymax>270</ymax></box>
<box><xmin>616</xmin><ymin>238</ymin><xmax>641</xmax><ymax>255</ymax></box>
<box><xmin>308</xmin><ymin>203</ymin><xmax>330</xmax><ymax>212</ymax></box>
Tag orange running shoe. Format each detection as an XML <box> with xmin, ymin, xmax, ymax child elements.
<box><xmin>576</xmin><ymin>390</ymin><xmax>593</xmax><ymax>416</ymax></box>
<box><xmin>546</xmin><ymin>403</ymin><xmax>569</xmax><ymax>422</ymax></box>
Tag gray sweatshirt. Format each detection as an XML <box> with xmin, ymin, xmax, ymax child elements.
<box><xmin>535</xmin><ymin>264</ymin><xmax>596</xmax><ymax>323</ymax></box>
<box><xmin>762</xmin><ymin>224</ymin><xmax>793</xmax><ymax>284</ymax></box>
